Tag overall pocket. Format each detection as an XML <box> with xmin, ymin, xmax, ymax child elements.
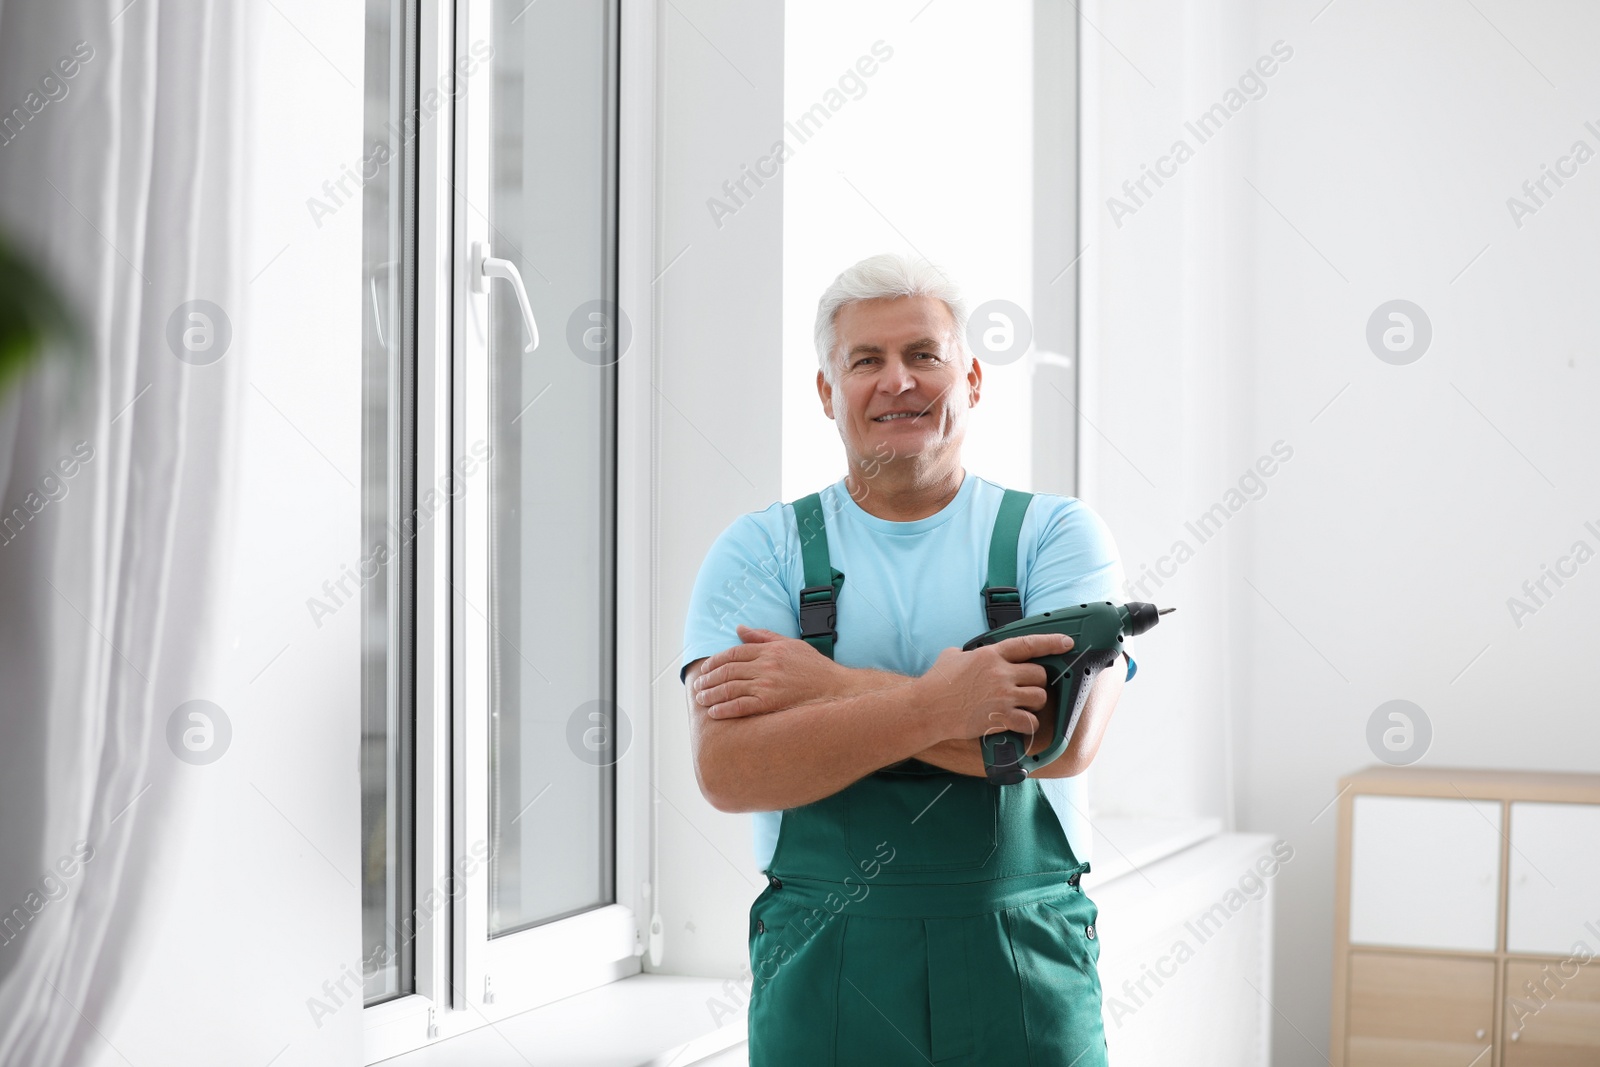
<box><xmin>1041</xmin><ymin>885</ymin><xmax>1102</xmax><ymax>969</ymax></box>
<box><xmin>1009</xmin><ymin>891</ymin><xmax>1108</xmax><ymax>1066</ymax></box>
<box><xmin>747</xmin><ymin>897</ymin><xmax>842</xmax><ymax>1067</ymax></box>
<box><xmin>845</xmin><ymin>767</ymin><xmax>999</xmax><ymax>874</ymax></box>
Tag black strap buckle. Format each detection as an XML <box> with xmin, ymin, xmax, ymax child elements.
<box><xmin>982</xmin><ymin>586</ymin><xmax>1023</xmax><ymax>630</ymax></box>
<box><xmin>798</xmin><ymin>584</ymin><xmax>837</xmax><ymax>641</ymax></box>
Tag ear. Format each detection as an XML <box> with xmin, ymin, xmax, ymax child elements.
<box><xmin>817</xmin><ymin>368</ymin><xmax>835</xmax><ymax>420</ymax></box>
<box><xmin>966</xmin><ymin>352</ymin><xmax>983</xmax><ymax>406</ymax></box>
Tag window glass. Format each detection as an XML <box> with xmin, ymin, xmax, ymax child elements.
<box><xmin>360</xmin><ymin>0</ymin><xmax>417</xmax><ymax>1004</ymax></box>
<box><xmin>485</xmin><ymin>0</ymin><xmax>620</xmax><ymax>937</ymax></box>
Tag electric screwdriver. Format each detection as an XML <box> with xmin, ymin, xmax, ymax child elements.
<box><xmin>962</xmin><ymin>601</ymin><xmax>1175</xmax><ymax>785</ymax></box>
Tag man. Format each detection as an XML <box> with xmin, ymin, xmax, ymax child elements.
<box><xmin>679</xmin><ymin>253</ymin><xmax>1137</xmax><ymax>1065</ymax></box>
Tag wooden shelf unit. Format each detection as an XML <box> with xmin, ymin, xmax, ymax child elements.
<box><xmin>1331</xmin><ymin>766</ymin><xmax>1600</xmax><ymax>1067</ymax></box>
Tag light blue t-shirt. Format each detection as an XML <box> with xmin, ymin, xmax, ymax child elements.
<box><xmin>679</xmin><ymin>470</ymin><xmax>1137</xmax><ymax>872</ymax></box>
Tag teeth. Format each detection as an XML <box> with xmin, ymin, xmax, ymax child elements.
<box><xmin>876</xmin><ymin>412</ymin><xmax>921</xmax><ymax>421</ymax></box>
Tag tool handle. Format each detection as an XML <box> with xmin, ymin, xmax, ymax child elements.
<box><xmin>982</xmin><ymin>646</ymin><xmax>1118</xmax><ymax>785</ymax></box>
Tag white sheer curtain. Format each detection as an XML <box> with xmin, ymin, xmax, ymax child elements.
<box><xmin>0</xmin><ymin>2</ymin><xmax>244</xmax><ymax>1064</ymax></box>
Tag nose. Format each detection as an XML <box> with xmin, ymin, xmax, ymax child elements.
<box><xmin>877</xmin><ymin>359</ymin><xmax>914</xmax><ymax>394</ymax></box>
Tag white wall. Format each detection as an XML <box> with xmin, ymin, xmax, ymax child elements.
<box><xmin>651</xmin><ymin>0</ymin><xmax>787</xmax><ymax>984</ymax></box>
<box><xmin>1082</xmin><ymin>1</ymin><xmax>1600</xmax><ymax>1063</ymax></box>
<box><xmin>1244</xmin><ymin>4</ymin><xmax>1600</xmax><ymax>1062</ymax></box>
<box><xmin>92</xmin><ymin>4</ymin><xmax>365</xmax><ymax>1063</ymax></box>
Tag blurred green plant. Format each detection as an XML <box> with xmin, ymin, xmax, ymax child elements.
<box><xmin>0</xmin><ymin>228</ymin><xmax>85</xmax><ymax>396</ymax></box>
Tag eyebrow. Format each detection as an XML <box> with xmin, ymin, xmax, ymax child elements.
<box><xmin>845</xmin><ymin>337</ymin><xmax>944</xmax><ymax>357</ymax></box>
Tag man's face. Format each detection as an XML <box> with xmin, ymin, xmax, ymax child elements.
<box><xmin>816</xmin><ymin>295</ymin><xmax>981</xmax><ymax>472</ymax></box>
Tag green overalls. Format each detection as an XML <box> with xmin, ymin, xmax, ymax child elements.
<box><xmin>746</xmin><ymin>490</ymin><xmax>1110</xmax><ymax>1066</ymax></box>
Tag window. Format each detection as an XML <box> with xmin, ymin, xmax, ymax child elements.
<box><xmin>781</xmin><ymin>0</ymin><xmax>1081</xmax><ymax>499</ymax></box>
<box><xmin>361</xmin><ymin>0</ymin><xmax>645</xmax><ymax>1056</ymax></box>
<box><xmin>455</xmin><ymin>0</ymin><xmax>636</xmax><ymax>1012</ymax></box>
<box><xmin>482</xmin><ymin>0</ymin><xmax>620</xmax><ymax>941</ymax></box>
<box><xmin>361</xmin><ymin>0</ymin><xmax>418</xmax><ymax>1009</ymax></box>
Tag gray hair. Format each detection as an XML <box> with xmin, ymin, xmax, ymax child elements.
<box><xmin>813</xmin><ymin>253</ymin><xmax>969</xmax><ymax>384</ymax></box>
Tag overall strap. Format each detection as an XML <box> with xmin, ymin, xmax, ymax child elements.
<box><xmin>981</xmin><ymin>488</ymin><xmax>1033</xmax><ymax>629</ymax></box>
<box><xmin>791</xmin><ymin>492</ymin><xmax>845</xmax><ymax>661</ymax></box>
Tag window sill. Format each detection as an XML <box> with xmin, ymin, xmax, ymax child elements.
<box><xmin>375</xmin><ymin>820</ymin><xmax>1222</xmax><ymax>1067</ymax></box>
<box><xmin>1083</xmin><ymin>814</ymin><xmax>1224</xmax><ymax>885</ymax></box>
<box><xmin>375</xmin><ymin>974</ymin><xmax>745</xmax><ymax>1067</ymax></box>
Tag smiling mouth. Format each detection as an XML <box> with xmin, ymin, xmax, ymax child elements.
<box><xmin>873</xmin><ymin>412</ymin><xmax>929</xmax><ymax>423</ymax></box>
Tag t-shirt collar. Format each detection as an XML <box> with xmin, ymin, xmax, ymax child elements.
<box><xmin>832</xmin><ymin>468</ymin><xmax>976</xmax><ymax>536</ymax></box>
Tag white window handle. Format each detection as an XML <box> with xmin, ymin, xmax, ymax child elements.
<box><xmin>472</xmin><ymin>241</ymin><xmax>539</xmax><ymax>353</ymax></box>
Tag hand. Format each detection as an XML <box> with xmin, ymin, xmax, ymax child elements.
<box><xmin>914</xmin><ymin>633</ymin><xmax>1075</xmax><ymax>744</ymax></box>
<box><xmin>693</xmin><ymin>625</ymin><xmax>843</xmax><ymax>719</ymax></box>
<box><xmin>1026</xmin><ymin>696</ymin><xmax>1060</xmax><ymax>756</ymax></box>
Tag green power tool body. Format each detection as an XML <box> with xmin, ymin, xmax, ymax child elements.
<box><xmin>962</xmin><ymin>600</ymin><xmax>1174</xmax><ymax>785</ymax></box>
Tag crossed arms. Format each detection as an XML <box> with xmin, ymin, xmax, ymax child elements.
<box><xmin>683</xmin><ymin>625</ymin><xmax>1127</xmax><ymax>813</ymax></box>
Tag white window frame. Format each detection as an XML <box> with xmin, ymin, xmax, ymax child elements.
<box><xmin>362</xmin><ymin>0</ymin><xmax>656</xmax><ymax>1059</ymax></box>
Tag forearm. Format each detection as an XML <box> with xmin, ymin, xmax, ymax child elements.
<box><xmin>911</xmin><ymin>714</ymin><xmax>1060</xmax><ymax>777</ymax></box>
<box><xmin>695</xmin><ymin>680</ymin><xmax>948</xmax><ymax>812</ymax></box>
<box><xmin>830</xmin><ymin>666</ymin><xmax>994</xmax><ymax>774</ymax></box>
<box><xmin>827</xmin><ymin>665</ymin><xmax>912</xmax><ymax>698</ymax></box>
<box><xmin>832</xmin><ymin>664</ymin><xmax>1047</xmax><ymax>777</ymax></box>
<box><xmin>721</xmin><ymin>654</ymin><xmax>1120</xmax><ymax>788</ymax></box>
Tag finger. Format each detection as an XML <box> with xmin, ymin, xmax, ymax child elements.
<box><xmin>982</xmin><ymin>710</ymin><xmax>1040</xmax><ymax>737</ymax></box>
<box><xmin>995</xmin><ymin>632</ymin><xmax>1075</xmax><ymax>661</ymax></box>
<box><xmin>693</xmin><ymin>664</ymin><xmax>716</xmax><ymax>692</ymax></box>
<box><xmin>1010</xmin><ymin>663</ymin><xmax>1049</xmax><ymax>689</ymax></box>
<box><xmin>1013</xmin><ymin>707</ymin><xmax>1042</xmax><ymax>734</ymax></box>
<box><xmin>696</xmin><ymin>678</ymin><xmax>750</xmax><ymax>708</ymax></box>
<box><xmin>695</xmin><ymin>662</ymin><xmax>752</xmax><ymax>694</ymax></box>
<box><xmin>707</xmin><ymin>695</ymin><xmax>764</xmax><ymax>720</ymax></box>
<box><xmin>736</xmin><ymin>625</ymin><xmax>787</xmax><ymax>643</ymax></box>
<box><xmin>1012</xmin><ymin>683</ymin><xmax>1049</xmax><ymax>711</ymax></box>
<box><xmin>695</xmin><ymin>644</ymin><xmax>759</xmax><ymax>683</ymax></box>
